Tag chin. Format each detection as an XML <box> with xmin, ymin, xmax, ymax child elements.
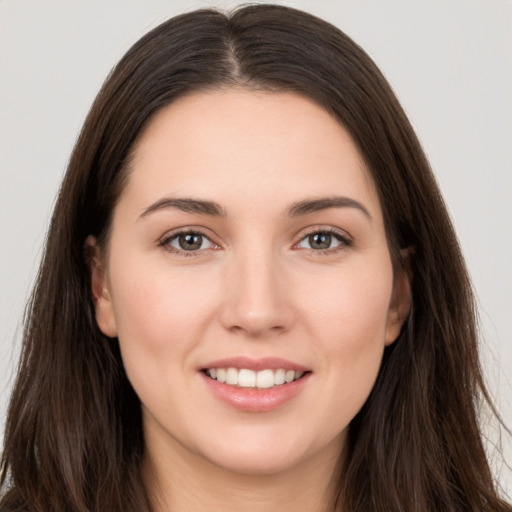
<box><xmin>194</xmin><ymin>426</ymin><xmax>343</xmax><ymax>477</ymax></box>
<box><xmin>205</xmin><ymin>447</ymin><xmax>305</xmax><ymax>477</ymax></box>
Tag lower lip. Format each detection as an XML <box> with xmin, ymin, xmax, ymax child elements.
<box><xmin>201</xmin><ymin>372</ymin><xmax>311</xmax><ymax>412</ymax></box>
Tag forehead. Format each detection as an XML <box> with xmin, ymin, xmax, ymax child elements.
<box><xmin>122</xmin><ymin>89</ymin><xmax>381</xmax><ymax>219</ymax></box>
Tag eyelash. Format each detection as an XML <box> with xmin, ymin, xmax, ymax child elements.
<box><xmin>159</xmin><ymin>227</ymin><xmax>352</xmax><ymax>257</ymax></box>
<box><xmin>159</xmin><ymin>229</ymin><xmax>218</xmax><ymax>257</ymax></box>
<box><xmin>294</xmin><ymin>227</ymin><xmax>353</xmax><ymax>256</ymax></box>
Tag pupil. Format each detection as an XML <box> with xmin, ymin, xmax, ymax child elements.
<box><xmin>310</xmin><ymin>233</ymin><xmax>331</xmax><ymax>249</ymax></box>
<box><xmin>179</xmin><ymin>233</ymin><xmax>202</xmax><ymax>250</ymax></box>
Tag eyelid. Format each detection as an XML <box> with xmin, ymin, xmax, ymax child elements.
<box><xmin>157</xmin><ymin>225</ymin><xmax>352</xmax><ymax>256</ymax></box>
<box><xmin>158</xmin><ymin>227</ymin><xmax>220</xmax><ymax>256</ymax></box>
<box><xmin>292</xmin><ymin>226</ymin><xmax>353</xmax><ymax>252</ymax></box>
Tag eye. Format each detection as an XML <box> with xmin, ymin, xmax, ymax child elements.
<box><xmin>162</xmin><ymin>231</ymin><xmax>217</xmax><ymax>253</ymax></box>
<box><xmin>296</xmin><ymin>229</ymin><xmax>351</xmax><ymax>252</ymax></box>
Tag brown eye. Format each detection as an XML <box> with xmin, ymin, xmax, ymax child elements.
<box><xmin>308</xmin><ymin>233</ymin><xmax>332</xmax><ymax>250</ymax></box>
<box><xmin>297</xmin><ymin>230</ymin><xmax>350</xmax><ymax>252</ymax></box>
<box><xmin>177</xmin><ymin>233</ymin><xmax>203</xmax><ymax>251</ymax></box>
<box><xmin>165</xmin><ymin>231</ymin><xmax>215</xmax><ymax>253</ymax></box>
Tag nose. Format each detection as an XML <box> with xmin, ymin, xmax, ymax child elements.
<box><xmin>219</xmin><ymin>248</ymin><xmax>295</xmax><ymax>337</ymax></box>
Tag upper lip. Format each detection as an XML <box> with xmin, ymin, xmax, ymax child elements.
<box><xmin>201</xmin><ymin>356</ymin><xmax>309</xmax><ymax>372</ymax></box>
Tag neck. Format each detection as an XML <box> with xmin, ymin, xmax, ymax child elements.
<box><xmin>142</xmin><ymin>431</ymin><xmax>344</xmax><ymax>512</ymax></box>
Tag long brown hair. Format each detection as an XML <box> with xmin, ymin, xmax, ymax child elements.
<box><xmin>1</xmin><ymin>5</ymin><xmax>510</xmax><ymax>511</ymax></box>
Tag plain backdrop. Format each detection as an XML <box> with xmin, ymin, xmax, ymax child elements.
<box><xmin>1</xmin><ymin>0</ymin><xmax>511</xmax><ymax>495</ymax></box>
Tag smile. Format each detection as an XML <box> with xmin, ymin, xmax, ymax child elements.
<box><xmin>200</xmin><ymin>357</ymin><xmax>311</xmax><ymax>411</ymax></box>
<box><xmin>205</xmin><ymin>368</ymin><xmax>305</xmax><ymax>389</ymax></box>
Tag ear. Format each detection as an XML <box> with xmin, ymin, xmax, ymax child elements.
<box><xmin>384</xmin><ymin>249</ymin><xmax>413</xmax><ymax>346</ymax></box>
<box><xmin>85</xmin><ymin>235</ymin><xmax>117</xmax><ymax>338</ymax></box>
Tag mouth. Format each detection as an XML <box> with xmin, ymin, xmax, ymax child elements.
<box><xmin>200</xmin><ymin>357</ymin><xmax>311</xmax><ymax>412</ymax></box>
<box><xmin>202</xmin><ymin>367</ymin><xmax>307</xmax><ymax>389</ymax></box>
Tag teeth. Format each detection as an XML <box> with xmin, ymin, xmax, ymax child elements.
<box><xmin>216</xmin><ymin>368</ymin><xmax>226</xmax><ymax>383</ymax></box>
<box><xmin>256</xmin><ymin>369</ymin><xmax>274</xmax><ymax>389</ymax></box>
<box><xmin>226</xmin><ymin>367</ymin><xmax>238</xmax><ymax>385</ymax></box>
<box><xmin>238</xmin><ymin>369</ymin><xmax>256</xmax><ymax>387</ymax></box>
<box><xmin>274</xmin><ymin>368</ymin><xmax>286</xmax><ymax>385</ymax></box>
<box><xmin>206</xmin><ymin>367</ymin><xmax>305</xmax><ymax>389</ymax></box>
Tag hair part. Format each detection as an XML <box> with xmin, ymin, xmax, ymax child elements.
<box><xmin>1</xmin><ymin>5</ymin><xmax>510</xmax><ymax>511</ymax></box>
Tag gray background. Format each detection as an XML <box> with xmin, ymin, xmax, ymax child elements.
<box><xmin>1</xmin><ymin>0</ymin><xmax>511</xmax><ymax>495</ymax></box>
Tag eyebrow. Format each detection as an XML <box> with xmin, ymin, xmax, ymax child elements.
<box><xmin>138</xmin><ymin>195</ymin><xmax>371</xmax><ymax>221</ymax></box>
<box><xmin>287</xmin><ymin>196</ymin><xmax>372</xmax><ymax>220</ymax></box>
<box><xmin>139</xmin><ymin>197</ymin><xmax>226</xmax><ymax>219</ymax></box>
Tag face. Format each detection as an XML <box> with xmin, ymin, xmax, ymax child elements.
<box><xmin>90</xmin><ymin>90</ymin><xmax>410</xmax><ymax>477</ymax></box>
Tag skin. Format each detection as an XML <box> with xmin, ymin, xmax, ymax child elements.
<box><xmin>90</xmin><ymin>90</ymin><xmax>410</xmax><ymax>512</ymax></box>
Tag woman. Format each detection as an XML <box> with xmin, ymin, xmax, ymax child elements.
<box><xmin>0</xmin><ymin>4</ymin><xmax>510</xmax><ymax>511</ymax></box>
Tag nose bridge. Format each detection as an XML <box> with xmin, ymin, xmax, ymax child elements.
<box><xmin>220</xmin><ymin>241</ymin><xmax>294</xmax><ymax>336</ymax></box>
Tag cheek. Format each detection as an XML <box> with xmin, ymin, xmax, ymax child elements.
<box><xmin>107</xmin><ymin>257</ymin><xmax>218</xmax><ymax>391</ymax></box>
<box><xmin>302</xmin><ymin>259</ymin><xmax>393</xmax><ymax>346</ymax></box>
<box><xmin>299</xmin><ymin>257</ymin><xmax>393</xmax><ymax>409</ymax></box>
<box><xmin>110</xmin><ymin>254</ymin><xmax>212</xmax><ymax>333</ymax></box>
